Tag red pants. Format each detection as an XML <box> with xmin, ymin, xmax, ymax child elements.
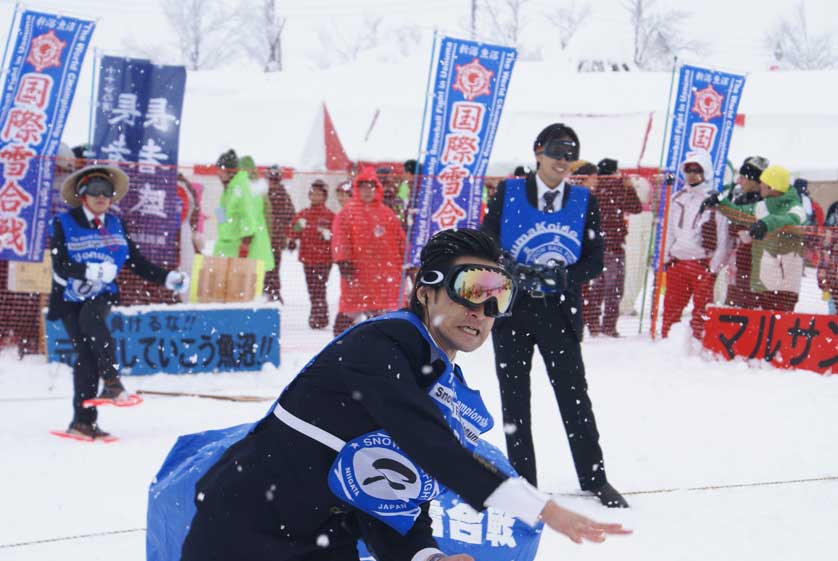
<box><xmin>662</xmin><ymin>259</ymin><xmax>716</xmax><ymax>339</ymax></box>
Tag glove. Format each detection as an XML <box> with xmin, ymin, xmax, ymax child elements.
<box><xmin>165</xmin><ymin>271</ymin><xmax>190</xmax><ymax>294</ymax></box>
<box><xmin>748</xmin><ymin>220</ymin><xmax>768</xmax><ymax>240</ymax></box>
<box><xmin>287</xmin><ymin>239</ymin><xmax>297</xmax><ymax>251</ymax></box>
<box><xmin>699</xmin><ymin>193</ymin><xmax>720</xmax><ymax>214</ymax></box>
<box><xmin>337</xmin><ymin>261</ymin><xmax>355</xmax><ymax>280</ymax></box>
<box><xmin>85</xmin><ymin>262</ymin><xmax>118</xmax><ymax>283</ymax></box>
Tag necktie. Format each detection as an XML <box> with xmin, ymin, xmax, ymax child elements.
<box><xmin>543</xmin><ymin>190</ymin><xmax>559</xmax><ymax>213</ymax></box>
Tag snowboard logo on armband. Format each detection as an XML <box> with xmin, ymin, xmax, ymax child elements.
<box><xmin>328</xmin><ymin>431</ymin><xmax>439</xmax><ymax>516</ymax></box>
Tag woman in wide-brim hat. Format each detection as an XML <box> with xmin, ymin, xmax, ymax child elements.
<box><xmin>48</xmin><ymin>165</ymin><xmax>191</xmax><ymax>442</ymax></box>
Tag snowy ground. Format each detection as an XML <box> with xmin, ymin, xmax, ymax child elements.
<box><xmin>1</xmin><ymin>255</ymin><xmax>837</xmax><ymax>560</ymax></box>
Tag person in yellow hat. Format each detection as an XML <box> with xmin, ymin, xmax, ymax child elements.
<box><xmin>48</xmin><ymin>165</ymin><xmax>191</xmax><ymax>441</ymax></box>
<box><xmin>702</xmin><ymin>164</ymin><xmax>806</xmax><ymax>311</ymax></box>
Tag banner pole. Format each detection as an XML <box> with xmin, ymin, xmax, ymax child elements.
<box><xmin>87</xmin><ymin>47</ymin><xmax>98</xmax><ymax>150</ymax></box>
<box><xmin>398</xmin><ymin>29</ymin><xmax>438</xmax><ymax>304</ymax></box>
<box><xmin>638</xmin><ymin>56</ymin><xmax>677</xmax><ymax>336</ymax></box>
<box><xmin>0</xmin><ymin>4</ymin><xmax>21</xmax><ymax>82</ymax></box>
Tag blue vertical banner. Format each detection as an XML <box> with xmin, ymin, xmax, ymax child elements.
<box><xmin>408</xmin><ymin>36</ymin><xmax>516</xmax><ymax>265</ymax></box>
<box><xmin>0</xmin><ymin>10</ymin><xmax>95</xmax><ymax>262</ymax></box>
<box><xmin>653</xmin><ymin>64</ymin><xmax>746</xmax><ymax>267</ymax></box>
<box><xmin>664</xmin><ymin>64</ymin><xmax>745</xmax><ymax>191</ymax></box>
<box><xmin>92</xmin><ymin>55</ymin><xmax>186</xmax><ymax>265</ymax></box>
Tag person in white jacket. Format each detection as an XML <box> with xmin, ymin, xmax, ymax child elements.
<box><xmin>661</xmin><ymin>150</ymin><xmax>731</xmax><ymax>339</ymax></box>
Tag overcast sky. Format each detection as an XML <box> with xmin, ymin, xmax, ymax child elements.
<box><xmin>0</xmin><ymin>0</ymin><xmax>836</xmax><ymax>72</ymax></box>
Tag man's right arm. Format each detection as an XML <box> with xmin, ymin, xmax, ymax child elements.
<box><xmin>50</xmin><ymin>218</ymin><xmax>86</xmax><ymax>280</ymax></box>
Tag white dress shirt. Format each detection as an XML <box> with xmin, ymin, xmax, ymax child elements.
<box><xmin>535</xmin><ymin>173</ymin><xmax>565</xmax><ymax>212</ymax></box>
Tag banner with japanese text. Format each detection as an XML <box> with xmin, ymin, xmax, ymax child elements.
<box><xmin>408</xmin><ymin>36</ymin><xmax>516</xmax><ymax>265</ymax></box>
<box><xmin>92</xmin><ymin>55</ymin><xmax>186</xmax><ymax>265</ymax></box>
<box><xmin>0</xmin><ymin>10</ymin><xmax>95</xmax><ymax>262</ymax></box>
<box><xmin>47</xmin><ymin>305</ymin><xmax>281</xmax><ymax>374</ymax></box>
<box><xmin>703</xmin><ymin>306</ymin><xmax>838</xmax><ymax>374</ymax></box>
<box><xmin>358</xmin><ymin>440</ymin><xmax>542</xmax><ymax>561</ymax></box>
<box><xmin>653</xmin><ymin>64</ymin><xmax>746</xmax><ymax>268</ymax></box>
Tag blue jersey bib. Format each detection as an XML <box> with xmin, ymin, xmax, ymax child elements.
<box><xmin>53</xmin><ymin>212</ymin><xmax>129</xmax><ymax>302</ymax></box>
<box><xmin>499</xmin><ymin>178</ymin><xmax>589</xmax><ymax>273</ymax></box>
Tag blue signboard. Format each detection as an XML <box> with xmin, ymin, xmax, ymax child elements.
<box><xmin>408</xmin><ymin>36</ymin><xmax>517</xmax><ymax>265</ymax></box>
<box><xmin>91</xmin><ymin>56</ymin><xmax>186</xmax><ymax>266</ymax></box>
<box><xmin>47</xmin><ymin>306</ymin><xmax>280</xmax><ymax>374</ymax></box>
<box><xmin>0</xmin><ymin>10</ymin><xmax>95</xmax><ymax>262</ymax></box>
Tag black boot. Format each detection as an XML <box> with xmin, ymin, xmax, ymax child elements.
<box><xmin>591</xmin><ymin>481</ymin><xmax>629</xmax><ymax>508</ymax></box>
<box><xmin>67</xmin><ymin>421</ymin><xmax>112</xmax><ymax>440</ymax></box>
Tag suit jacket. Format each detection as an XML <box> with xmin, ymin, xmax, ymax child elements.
<box><xmin>47</xmin><ymin>206</ymin><xmax>169</xmax><ymax>320</ymax></box>
<box><xmin>481</xmin><ymin>173</ymin><xmax>604</xmax><ymax>340</ymax></box>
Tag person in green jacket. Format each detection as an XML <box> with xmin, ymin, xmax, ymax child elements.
<box><xmin>212</xmin><ymin>149</ymin><xmax>261</xmax><ymax>265</ymax></box>
<box><xmin>702</xmin><ymin>164</ymin><xmax>806</xmax><ymax>311</ymax></box>
<box><xmin>238</xmin><ymin>155</ymin><xmax>275</xmax><ymax>272</ymax></box>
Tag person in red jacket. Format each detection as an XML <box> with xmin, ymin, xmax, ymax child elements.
<box><xmin>287</xmin><ymin>179</ymin><xmax>335</xmax><ymax>329</ymax></box>
<box><xmin>331</xmin><ymin>168</ymin><xmax>406</xmax><ymax>336</ymax></box>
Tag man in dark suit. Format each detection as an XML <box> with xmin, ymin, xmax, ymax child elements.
<box><xmin>481</xmin><ymin>123</ymin><xmax>628</xmax><ymax>507</ymax></box>
<box><xmin>49</xmin><ymin>165</ymin><xmax>190</xmax><ymax>440</ymax></box>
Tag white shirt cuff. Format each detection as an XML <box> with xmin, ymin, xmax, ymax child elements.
<box><xmin>483</xmin><ymin>476</ymin><xmax>551</xmax><ymax>527</ymax></box>
<box><xmin>411</xmin><ymin>547</ymin><xmax>445</xmax><ymax>561</ymax></box>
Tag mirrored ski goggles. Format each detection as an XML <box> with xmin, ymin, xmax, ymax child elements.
<box><xmin>539</xmin><ymin>139</ymin><xmax>579</xmax><ymax>162</ymax></box>
<box><xmin>419</xmin><ymin>264</ymin><xmax>517</xmax><ymax>318</ymax></box>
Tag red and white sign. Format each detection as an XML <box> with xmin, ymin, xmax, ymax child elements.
<box><xmin>691</xmin><ymin>84</ymin><xmax>724</xmax><ymax>122</ymax></box>
<box><xmin>703</xmin><ymin>306</ymin><xmax>838</xmax><ymax>374</ymax></box>
<box><xmin>452</xmin><ymin>58</ymin><xmax>493</xmax><ymax>101</ymax></box>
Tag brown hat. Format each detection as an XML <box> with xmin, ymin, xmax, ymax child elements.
<box><xmin>61</xmin><ymin>165</ymin><xmax>129</xmax><ymax>208</ymax></box>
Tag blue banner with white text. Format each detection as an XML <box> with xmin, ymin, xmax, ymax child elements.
<box><xmin>654</xmin><ymin>64</ymin><xmax>746</xmax><ymax>268</ymax></box>
<box><xmin>47</xmin><ymin>306</ymin><xmax>280</xmax><ymax>374</ymax></box>
<box><xmin>0</xmin><ymin>10</ymin><xmax>95</xmax><ymax>262</ymax></box>
<box><xmin>92</xmin><ymin>56</ymin><xmax>186</xmax><ymax>265</ymax></box>
<box><xmin>408</xmin><ymin>36</ymin><xmax>516</xmax><ymax>265</ymax></box>
<box><xmin>664</xmin><ymin>64</ymin><xmax>745</xmax><ymax>190</ymax></box>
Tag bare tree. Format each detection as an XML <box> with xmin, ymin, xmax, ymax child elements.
<box><xmin>480</xmin><ymin>0</ymin><xmax>532</xmax><ymax>49</ymax></box>
<box><xmin>239</xmin><ymin>0</ymin><xmax>287</xmax><ymax>72</ymax></box>
<box><xmin>767</xmin><ymin>3</ymin><xmax>837</xmax><ymax>70</ymax></box>
<box><xmin>545</xmin><ymin>1</ymin><xmax>591</xmax><ymax>50</ymax></box>
<box><xmin>161</xmin><ymin>0</ymin><xmax>237</xmax><ymax>70</ymax></box>
<box><xmin>314</xmin><ymin>17</ymin><xmax>382</xmax><ymax>69</ymax></box>
<box><xmin>622</xmin><ymin>0</ymin><xmax>706</xmax><ymax>70</ymax></box>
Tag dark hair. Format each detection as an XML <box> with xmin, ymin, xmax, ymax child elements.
<box><xmin>533</xmin><ymin>123</ymin><xmax>579</xmax><ymax>153</ymax></box>
<box><xmin>513</xmin><ymin>165</ymin><xmax>529</xmax><ymax>177</ymax></box>
<box><xmin>575</xmin><ymin>163</ymin><xmax>598</xmax><ymax>176</ymax></box>
<box><xmin>404</xmin><ymin>159</ymin><xmax>420</xmax><ymax>175</ymax></box>
<box><xmin>409</xmin><ymin>228</ymin><xmax>501</xmax><ymax>316</ymax></box>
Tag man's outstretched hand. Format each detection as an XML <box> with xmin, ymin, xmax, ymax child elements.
<box><xmin>540</xmin><ymin>500</ymin><xmax>633</xmax><ymax>544</ymax></box>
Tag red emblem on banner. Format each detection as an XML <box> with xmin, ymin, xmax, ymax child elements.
<box><xmin>691</xmin><ymin>84</ymin><xmax>724</xmax><ymax>122</ymax></box>
<box><xmin>452</xmin><ymin>58</ymin><xmax>493</xmax><ymax>101</ymax></box>
<box><xmin>26</xmin><ymin>30</ymin><xmax>66</xmax><ymax>73</ymax></box>
<box><xmin>689</xmin><ymin>123</ymin><xmax>718</xmax><ymax>150</ymax></box>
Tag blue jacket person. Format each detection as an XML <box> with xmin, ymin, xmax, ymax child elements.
<box><xmin>48</xmin><ymin>165</ymin><xmax>190</xmax><ymax>440</ymax></box>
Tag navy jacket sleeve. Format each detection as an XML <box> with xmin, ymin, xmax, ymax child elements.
<box><xmin>121</xmin><ymin>218</ymin><xmax>170</xmax><ymax>284</ymax></box>
<box><xmin>480</xmin><ymin>179</ymin><xmax>507</xmax><ymax>242</ymax></box>
<box><xmin>332</xmin><ymin>321</ymin><xmax>507</xmax><ymax>508</ymax></box>
<box><xmin>566</xmin><ymin>193</ymin><xmax>604</xmax><ymax>287</ymax></box>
